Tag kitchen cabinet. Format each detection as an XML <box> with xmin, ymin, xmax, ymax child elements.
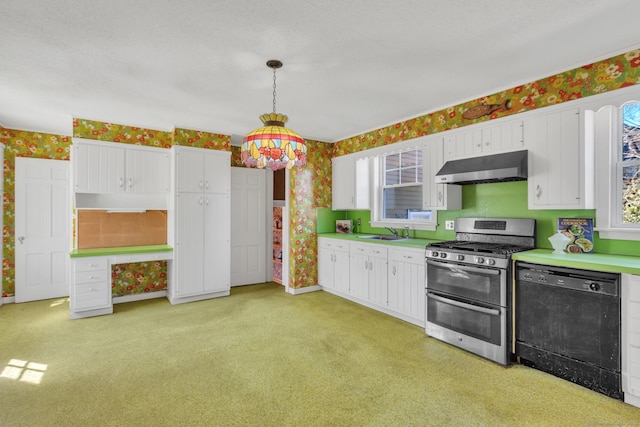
<box><xmin>168</xmin><ymin>146</ymin><xmax>231</xmax><ymax>304</ymax></box>
<box><xmin>525</xmin><ymin>107</ymin><xmax>594</xmax><ymax>209</ymax></box>
<box><xmin>332</xmin><ymin>155</ymin><xmax>370</xmax><ymax>210</ymax></box>
<box><xmin>444</xmin><ymin>120</ymin><xmax>524</xmax><ymax>160</ymax></box>
<box><xmin>72</xmin><ymin>138</ymin><xmax>170</xmax><ymax>194</ymax></box>
<box><xmin>69</xmin><ymin>256</ymin><xmax>112</xmax><ymax>318</ymax></box>
<box><xmin>387</xmin><ymin>247</ymin><xmax>425</xmax><ymax>327</ymax></box>
<box><xmin>422</xmin><ymin>137</ymin><xmax>462</xmax><ymax>210</ymax></box>
<box><xmin>622</xmin><ymin>274</ymin><xmax>640</xmax><ymax>408</ymax></box>
<box><xmin>349</xmin><ymin>242</ymin><xmax>387</xmax><ymax>304</ymax></box>
<box><xmin>317</xmin><ymin>237</ymin><xmax>350</xmax><ymax>293</ymax></box>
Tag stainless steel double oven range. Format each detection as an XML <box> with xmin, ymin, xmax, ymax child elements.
<box><xmin>425</xmin><ymin>218</ymin><xmax>536</xmax><ymax>365</ymax></box>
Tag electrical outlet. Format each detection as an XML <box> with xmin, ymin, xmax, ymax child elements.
<box><xmin>357</xmin><ymin>218</ymin><xmax>361</xmax><ymax>226</ymax></box>
<box><xmin>445</xmin><ymin>220</ymin><xmax>455</xmax><ymax>230</ymax></box>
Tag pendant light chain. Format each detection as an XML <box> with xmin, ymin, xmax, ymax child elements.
<box><xmin>272</xmin><ymin>66</ymin><xmax>277</xmax><ymax>114</ymax></box>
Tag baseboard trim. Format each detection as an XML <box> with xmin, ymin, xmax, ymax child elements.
<box><xmin>288</xmin><ymin>285</ymin><xmax>321</xmax><ymax>295</ymax></box>
<box><xmin>113</xmin><ymin>290</ymin><xmax>168</xmax><ymax>305</ymax></box>
<box><xmin>2</xmin><ymin>296</ymin><xmax>16</xmax><ymax>304</ymax></box>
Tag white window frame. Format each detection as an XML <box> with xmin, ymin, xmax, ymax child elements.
<box><xmin>370</xmin><ymin>146</ymin><xmax>438</xmax><ymax>231</ymax></box>
<box><xmin>594</xmin><ymin>101</ymin><xmax>640</xmax><ymax>240</ymax></box>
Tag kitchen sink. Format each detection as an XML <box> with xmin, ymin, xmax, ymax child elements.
<box><xmin>357</xmin><ymin>235</ymin><xmax>408</xmax><ymax>241</ymax></box>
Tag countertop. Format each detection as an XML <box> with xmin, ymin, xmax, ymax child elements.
<box><xmin>512</xmin><ymin>249</ymin><xmax>640</xmax><ymax>275</ymax></box>
<box><xmin>320</xmin><ymin>235</ymin><xmax>640</xmax><ymax>275</ymax></box>
<box><xmin>318</xmin><ymin>233</ymin><xmax>439</xmax><ymax>250</ymax></box>
<box><xmin>69</xmin><ymin>244</ymin><xmax>173</xmax><ymax>258</ymax></box>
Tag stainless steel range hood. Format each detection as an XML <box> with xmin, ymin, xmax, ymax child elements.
<box><xmin>435</xmin><ymin>150</ymin><xmax>528</xmax><ymax>185</ymax></box>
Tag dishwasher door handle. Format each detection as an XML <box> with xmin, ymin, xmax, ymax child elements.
<box><xmin>428</xmin><ymin>292</ymin><xmax>501</xmax><ymax>316</ymax></box>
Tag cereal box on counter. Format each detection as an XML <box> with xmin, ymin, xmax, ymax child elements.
<box><xmin>557</xmin><ymin>218</ymin><xmax>594</xmax><ymax>253</ymax></box>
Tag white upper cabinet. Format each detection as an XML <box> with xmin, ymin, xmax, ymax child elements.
<box><xmin>175</xmin><ymin>147</ymin><xmax>230</xmax><ymax>194</ymax></box>
<box><xmin>444</xmin><ymin>120</ymin><xmax>524</xmax><ymax>160</ymax></box>
<box><xmin>72</xmin><ymin>138</ymin><xmax>169</xmax><ymax>194</ymax></box>
<box><xmin>423</xmin><ymin>136</ymin><xmax>461</xmax><ymax>210</ymax></box>
<box><xmin>332</xmin><ymin>155</ymin><xmax>370</xmax><ymax>210</ymax></box>
<box><xmin>525</xmin><ymin>107</ymin><xmax>593</xmax><ymax>210</ymax></box>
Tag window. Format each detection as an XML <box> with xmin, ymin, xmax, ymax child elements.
<box><xmin>371</xmin><ymin>147</ymin><xmax>436</xmax><ymax>230</ymax></box>
<box><xmin>594</xmin><ymin>101</ymin><xmax>640</xmax><ymax>240</ymax></box>
<box><xmin>620</xmin><ymin>103</ymin><xmax>640</xmax><ymax>225</ymax></box>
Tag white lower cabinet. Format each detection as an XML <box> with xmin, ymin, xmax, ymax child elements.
<box><xmin>317</xmin><ymin>238</ymin><xmax>349</xmax><ymax>293</ymax></box>
<box><xmin>622</xmin><ymin>274</ymin><xmax>640</xmax><ymax>408</ymax></box>
<box><xmin>318</xmin><ymin>238</ymin><xmax>425</xmax><ymax>327</ymax></box>
<box><xmin>70</xmin><ymin>256</ymin><xmax>112</xmax><ymax>319</ymax></box>
<box><xmin>387</xmin><ymin>247</ymin><xmax>426</xmax><ymax>326</ymax></box>
<box><xmin>349</xmin><ymin>242</ymin><xmax>387</xmax><ymax>303</ymax></box>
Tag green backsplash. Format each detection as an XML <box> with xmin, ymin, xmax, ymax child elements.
<box><xmin>330</xmin><ymin>181</ymin><xmax>640</xmax><ymax>257</ymax></box>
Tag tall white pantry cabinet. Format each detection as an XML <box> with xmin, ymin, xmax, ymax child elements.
<box><xmin>168</xmin><ymin>146</ymin><xmax>231</xmax><ymax>304</ymax></box>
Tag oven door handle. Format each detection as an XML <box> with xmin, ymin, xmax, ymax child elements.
<box><xmin>427</xmin><ymin>260</ymin><xmax>500</xmax><ymax>276</ymax></box>
<box><xmin>428</xmin><ymin>292</ymin><xmax>501</xmax><ymax>316</ymax></box>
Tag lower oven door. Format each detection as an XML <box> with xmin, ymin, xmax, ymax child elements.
<box><xmin>426</xmin><ymin>259</ymin><xmax>506</xmax><ymax>306</ymax></box>
<box><xmin>426</xmin><ymin>290</ymin><xmax>508</xmax><ymax>365</ymax></box>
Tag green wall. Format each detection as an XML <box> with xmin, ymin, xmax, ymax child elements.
<box><xmin>334</xmin><ymin>181</ymin><xmax>640</xmax><ymax>257</ymax></box>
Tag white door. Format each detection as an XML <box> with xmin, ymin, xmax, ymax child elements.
<box><xmin>230</xmin><ymin>167</ymin><xmax>267</xmax><ymax>286</ymax></box>
<box><xmin>15</xmin><ymin>158</ymin><xmax>70</xmax><ymax>302</ymax></box>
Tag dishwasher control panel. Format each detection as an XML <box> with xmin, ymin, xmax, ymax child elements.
<box><xmin>516</xmin><ymin>264</ymin><xmax>619</xmax><ymax>297</ymax></box>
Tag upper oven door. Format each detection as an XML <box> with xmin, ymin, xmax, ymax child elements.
<box><xmin>426</xmin><ymin>258</ymin><xmax>506</xmax><ymax>306</ymax></box>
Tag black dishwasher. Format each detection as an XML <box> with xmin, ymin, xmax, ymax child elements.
<box><xmin>514</xmin><ymin>262</ymin><xmax>622</xmax><ymax>400</ymax></box>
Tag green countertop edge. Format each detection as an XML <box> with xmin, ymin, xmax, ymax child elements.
<box><xmin>69</xmin><ymin>244</ymin><xmax>173</xmax><ymax>258</ymax></box>
<box><xmin>318</xmin><ymin>233</ymin><xmax>440</xmax><ymax>249</ymax></box>
<box><xmin>512</xmin><ymin>249</ymin><xmax>640</xmax><ymax>275</ymax></box>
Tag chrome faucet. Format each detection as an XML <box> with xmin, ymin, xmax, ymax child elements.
<box><xmin>385</xmin><ymin>227</ymin><xmax>398</xmax><ymax>237</ymax></box>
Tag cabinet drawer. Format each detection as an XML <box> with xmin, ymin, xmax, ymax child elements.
<box><xmin>73</xmin><ymin>257</ymin><xmax>108</xmax><ymax>272</ymax></box>
<box><xmin>73</xmin><ymin>270</ymin><xmax>109</xmax><ymax>285</ymax></box>
<box><xmin>318</xmin><ymin>238</ymin><xmax>349</xmax><ymax>252</ymax></box>
<box><xmin>112</xmin><ymin>252</ymin><xmax>173</xmax><ymax>265</ymax></box>
<box><xmin>388</xmin><ymin>248</ymin><xmax>424</xmax><ymax>264</ymax></box>
<box><xmin>350</xmin><ymin>242</ymin><xmax>387</xmax><ymax>258</ymax></box>
<box><xmin>71</xmin><ymin>283</ymin><xmax>110</xmax><ymax>312</ymax></box>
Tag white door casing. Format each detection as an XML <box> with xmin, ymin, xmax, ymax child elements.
<box><xmin>15</xmin><ymin>158</ymin><xmax>70</xmax><ymax>302</ymax></box>
<box><xmin>230</xmin><ymin>167</ymin><xmax>267</xmax><ymax>287</ymax></box>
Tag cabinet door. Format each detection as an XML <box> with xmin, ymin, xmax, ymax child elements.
<box><xmin>333</xmin><ymin>249</ymin><xmax>350</xmax><ymax>293</ymax></box>
<box><xmin>175</xmin><ymin>192</ymin><xmax>205</xmax><ymax>296</ymax></box>
<box><xmin>527</xmin><ymin>108</ymin><xmax>582</xmax><ymax>209</ymax></box>
<box><xmin>126</xmin><ymin>147</ymin><xmax>170</xmax><ymax>193</ymax></box>
<box><xmin>332</xmin><ymin>156</ymin><xmax>355</xmax><ymax>209</ymax></box>
<box><xmin>368</xmin><ymin>253</ymin><xmax>388</xmax><ymax>306</ymax></box>
<box><xmin>175</xmin><ymin>149</ymin><xmax>205</xmax><ymax>193</ymax></box>
<box><xmin>349</xmin><ymin>249</ymin><xmax>369</xmax><ymax>300</ymax></box>
<box><xmin>73</xmin><ymin>142</ymin><xmax>125</xmax><ymax>193</ymax></box>
<box><xmin>423</xmin><ymin>138</ymin><xmax>462</xmax><ymax>210</ymax></box>
<box><xmin>203</xmin><ymin>193</ymin><xmax>230</xmax><ymax>293</ymax></box>
<box><xmin>317</xmin><ymin>246</ymin><xmax>334</xmax><ymax>289</ymax></box>
<box><xmin>388</xmin><ymin>248</ymin><xmax>425</xmax><ymax>324</ymax></box>
<box><xmin>204</xmin><ymin>151</ymin><xmax>231</xmax><ymax>194</ymax></box>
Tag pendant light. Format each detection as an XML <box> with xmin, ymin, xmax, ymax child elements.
<box><xmin>241</xmin><ymin>60</ymin><xmax>307</xmax><ymax>170</ymax></box>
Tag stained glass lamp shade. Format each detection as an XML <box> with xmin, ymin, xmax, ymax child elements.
<box><xmin>241</xmin><ymin>113</ymin><xmax>307</xmax><ymax>170</ymax></box>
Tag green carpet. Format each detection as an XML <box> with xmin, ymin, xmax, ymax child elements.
<box><xmin>1</xmin><ymin>283</ymin><xmax>639</xmax><ymax>426</ymax></box>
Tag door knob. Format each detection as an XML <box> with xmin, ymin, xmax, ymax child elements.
<box><xmin>17</xmin><ymin>236</ymin><xmax>25</xmax><ymax>244</ymax></box>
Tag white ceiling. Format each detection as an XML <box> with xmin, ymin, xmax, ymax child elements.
<box><xmin>2</xmin><ymin>1</ymin><xmax>640</xmax><ymax>143</ymax></box>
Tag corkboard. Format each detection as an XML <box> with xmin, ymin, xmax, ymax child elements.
<box><xmin>77</xmin><ymin>210</ymin><xmax>167</xmax><ymax>249</ymax></box>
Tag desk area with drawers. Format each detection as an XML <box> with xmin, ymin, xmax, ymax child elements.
<box><xmin>69</xmin><ymin>245</ymin><xmax>173</xmax><ymax>319</ymax></box>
